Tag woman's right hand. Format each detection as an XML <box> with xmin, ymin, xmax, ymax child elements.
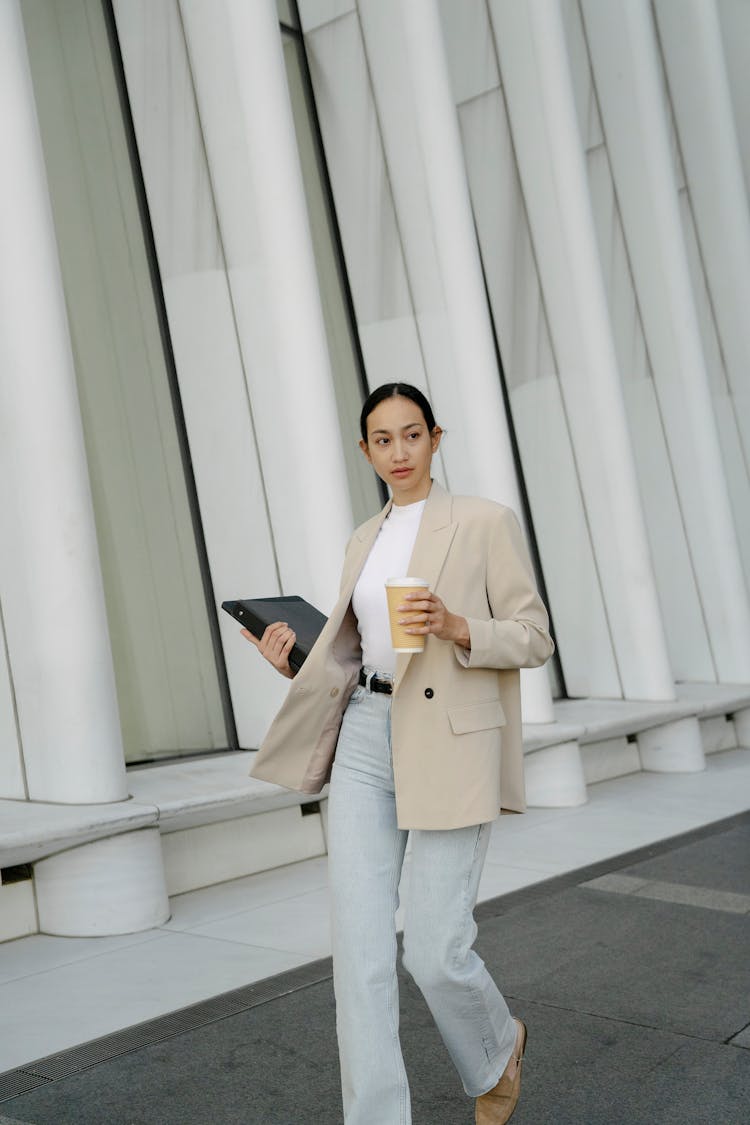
<box><xmin>241</xmin><ymin>621</ymin><xmax>296</xmax><ymax>679</ymax></box>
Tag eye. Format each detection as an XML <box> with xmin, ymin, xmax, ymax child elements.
<box><xmin>407</xmin><ymin>431</ymin><xmax>421</xmax><ymax>440</ymax></box>
<box><xmin>376</xmin><ymin>437</ymin><xmax>390</xmax><ymax>446</ymax></box>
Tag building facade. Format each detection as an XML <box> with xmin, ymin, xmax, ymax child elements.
<box><xmin>1</xmin><ymin>0</ymin><xmax>749</xmax><ymax>941</ymax></box>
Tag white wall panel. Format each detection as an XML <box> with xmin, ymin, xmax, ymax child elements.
<box><xmin>655</xmin><ymin>0</ymin><xmax>750</xmax><ymax>525</ymax></box>
<box><xmin>458</xmin><ymin>87</ymin><xmax>617</xmax><ymax>697</ymax></box>
<box><xmin>24</xmin><ymin>0</ymin><xmax>228</xmax><ymax>761</ymax></box>
<box><xmin>585</xmin><ymin>143</ymin><xmax>715</xmax><ymax>681</ymax></box>
<box><xmin>304</xmin><ymin>9</ymin><xmax>448</xmax><ymax>482</ymax></box>
<box><xmin>304</xmin><ymin>14</ymin><xmax>413</xmax><ymax>331</ymax></box>
<box><xmin>513</xmin><ymin>378</ymin><xmax>620</xmax><ymax>698</ymax></box>
<box><xmin>179</xmin><ymin>0</ymin><xmax>354</xmax><ymax>610</ymax></box>
<box><xmin>679</xmin><ymin>193</ymin><xmax>750</xmax><ymax>579</ymax></box>
<box><xmin>436</xmin><ymin>0</ymin><xmax>500</xmax><ymax>106</ymax></box>
<box><xmin>716</xmin><ymin>0</ymin><xmax>750</xmax><ymax>202</ymax></box>
<box><xmin>489</xmin><ymin>0</ymin><xmax>675</xmax><ymax>701</ymax></box>
<box><xmin>621</xmin><ymin>378</ymin><xmax>715</xmax><ymax>682</ymax></box>
<box><xmin>559</xmin><ymin>0</ymin><xmax>604</xmax><ymax>152</ymax></box>
<box><xmin>298</xmin><ymin>0</ymin><xmax>355</xmax><ymax>33</ymax></box>
<box><xmin>457</xmin><ymin>90</ymin><xmax>557</xmax><ymax>389</ymax></box>
<box><xmin>581</xmin><ymin>0</ymin><xmax>750</xmax><ymax>683</ymax></box>
<box><xmin>0</xmin><ymin>606</ymin><xmax>25</xmax><ymax>799</ymax></box>
<box><xmin>356</xmin><ymin>0</ymin><xmax>533</xmax><ymax>511</ymax></box>
<box><xmin>113</xmin><ymin>0</ymin><xmax>288</xmax><ymax>747</ymax></box>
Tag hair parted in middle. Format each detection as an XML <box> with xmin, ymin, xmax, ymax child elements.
<box><xmin>359</xmin><ymin>383</ymin><xmax>438</xmax><ymax>443</ymax></box>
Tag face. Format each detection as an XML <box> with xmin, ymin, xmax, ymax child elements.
<box><xmin>359</xmin><ymin>395</ymin><xmax>442</xmax><ymax>504</ymax></box>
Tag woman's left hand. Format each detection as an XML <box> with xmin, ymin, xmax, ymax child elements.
<box><xmin>399</xmin><ymin>591</ymin><xmax>471</xmax><ymax>648</ymax></box>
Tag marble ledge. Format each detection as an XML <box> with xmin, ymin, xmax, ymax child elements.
<box><xmin>523</xmin><ymin>683</ymin><xmax>750</xmax><ymax>755</ymax></box>
<box><xmin>0</xmin><ymin>797</ymin><xmax>158</xmax><ymax>868</ymax></box>
<box><xmin>0</xmin><ymin>755</ymin><xmax>322</xmax><ymax>866</ymax></box>
<box><xmin>126</xmin><ymin>751</ymin><xmax>323</xmax><ymax>832</ymax></box>
<box><xmin>674</xmin><ymin>681</ymin><xmax>750</xmax><ymax>717</ymax></box>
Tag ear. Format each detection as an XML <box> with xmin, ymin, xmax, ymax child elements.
<box><xmin>359</xmin><ymin>438</ymin><xmax>372</xmax><ymax>464</ymax></box>
<box><xmin>431</xmin><ymin>426</ymin><xmax>443</xmax><ymax>452</ymax></box>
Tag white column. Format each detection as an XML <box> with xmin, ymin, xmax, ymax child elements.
<box><xmin>0</xmin><ymin>1</ymin><xmax>168</xmax><ymax>934</ymax></box>
<box><xmin>179</xmin><ymin>0</ymin><xmax>353</xmax><ymax>612</ymax></box>
<box><xmin>488</xmin><ymin>0</ymin><xmax>677</xmax><ymax>704</ymax></box>
<box><xmin>397</xmin><ymin>0</ymin><xmax>554</xmax><ymax>724</ymax></box>
<box><xmin>582</xmin><ymin>0</ymin><xmax>750</xmax><ymax>683</ymax></box>
<box><xmin>654</xmin><ymin>0</ymin><xmax>750</xmax><ymax>479</ymax></box>
<box><xmin>0</xmin><ymin>0</ymin><xmax>126</xmax><ymax>806</ymax></box>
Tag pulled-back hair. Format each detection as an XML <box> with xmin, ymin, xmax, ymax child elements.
<box><xmin>359</xmin><ymin>383</ymin><xmax>438</xmax><ymax>442</ymax></box>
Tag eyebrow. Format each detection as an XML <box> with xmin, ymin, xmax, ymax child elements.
<box><xmin>370</xmin><ymin>422</ymin><xmax>424</xmax><ymax>435</ymax></box>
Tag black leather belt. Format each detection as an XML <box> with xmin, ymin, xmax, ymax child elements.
<box><xmin>359</xmin><ymin>668</ymin><xmax>393</xmax><ymax>695</ymax></box>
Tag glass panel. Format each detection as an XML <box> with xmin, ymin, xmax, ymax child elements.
<box><xmin>282</xmin><ymin>31</ymin><xmax>383</xmax><ymax>525</ymax></box>
<box><xmin>22</xmin><ymin>0</ymin><xmax>229</xmax><ymax>761</ymax></box>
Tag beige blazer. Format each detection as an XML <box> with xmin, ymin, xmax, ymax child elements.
<box><xmin>250</xmin><ymin>481</ymin><xmax>554</xmax><ymax>830</ymax></box>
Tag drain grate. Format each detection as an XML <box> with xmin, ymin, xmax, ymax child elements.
<box><xmin>0</xmin><ymin>956</ymin><xmax>333</xmax><ymax>1102</ymax></box>
<box><xmin>0</xmin><ymin>1071</ymin><xmax>50</xmax><ymax>1102</ymax></box>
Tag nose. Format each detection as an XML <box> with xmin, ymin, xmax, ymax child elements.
<box><xmin>391</xmin><ymin>439</ymin><xmax>408</xmax><ymax>462</ymax></box>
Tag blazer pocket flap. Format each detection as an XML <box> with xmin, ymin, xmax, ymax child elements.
<box><xmin>448</xmin><ymin>700</ymin><xmax>506</xmax><ymax>735</ymax></box>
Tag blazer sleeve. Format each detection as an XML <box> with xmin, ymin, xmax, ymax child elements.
<box><xmin>454</xmin><ymin>505</ymin><xmax>554</xmax><ymax>671</ymax></box>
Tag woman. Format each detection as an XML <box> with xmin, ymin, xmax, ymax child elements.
<box><xmin>243</xmin><ymin>383</ymin><xmax>554</xmax><ymax>1124</ymax></box>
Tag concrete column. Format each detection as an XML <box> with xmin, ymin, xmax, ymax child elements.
<box><xmin>0</xmin><ymin>0</ymin><xmax>126</xmax><ymax>806</ymax></box>
<box><xmin>0</xmin><ymin>1</ymin><xmax>168</xmax><ymax>933</ymax></box>
<box><xmin>179</xmin><ymin>0</ymin><xmax>353</xmax><ymax>612</ymax></box>
<box><xmin>397</xmin><ymin>0</ymin><xmax>554</xmax><ymax>724</ymax></box>
<box><xmin>581</xmin><ymin>0</ymin><xmax>750</xmax><ymax>683</ymax></box>
<box><xmin>488</xmin><ymin>0</ymin><xmax>678</xmax><ymax>705</ymax></box>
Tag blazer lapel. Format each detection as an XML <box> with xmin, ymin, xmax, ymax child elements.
<box><xmin>394</xmin><ymin>481</ymin><xmax>457</xmax><ymax>692</ymax></box>
<box><xmin>337</xmin><ymin>499</ymin><xmax>392</xmax><ymax>608</ymax></box>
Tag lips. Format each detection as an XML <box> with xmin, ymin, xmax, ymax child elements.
<box><xmin>392</xmin><ymin>468</ymin><xmax>412</xmax><ymax>477</ymax></box>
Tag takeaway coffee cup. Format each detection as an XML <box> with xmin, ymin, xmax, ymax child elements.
<box><xmin>385</xmin><ymin>577</ymin><xmax>429</xmax><ymax>653</ymax></box>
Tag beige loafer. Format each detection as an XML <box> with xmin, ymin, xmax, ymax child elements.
<box><xmin>475</xmin><ymin>1018</ymin><xmax>527</xmax><ymax>1125</ymax></box>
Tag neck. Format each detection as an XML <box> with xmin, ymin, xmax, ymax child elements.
<box><xmin>391</xmin><ymin>478</ymin><xmax>432</xmax><ymax>506</ymax></box>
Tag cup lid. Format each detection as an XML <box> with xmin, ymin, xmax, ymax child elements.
<box><xmin>385</xmin><ymin>576</ymin><xmax>429</xmax><ymax>587</ymax></box>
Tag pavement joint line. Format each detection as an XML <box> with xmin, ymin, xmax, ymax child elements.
<box><xmin>474</xmin><ymin>807</ymin><xmax>750</xmax><ymax>923</ymax></box>
<box><xmin>507</xmin><ymin>994</ymin><xmax>725</xmax><ymax>1044</ymax></box>
<box><xmin>581</xmin><ymin>874</ymin><xmax>750</xmax><ymax>914</ymax></box>
<box><xmin>726</xmin><ymin>1019</ymin><xmax>750</xmax><ymax>1048</ymax></box>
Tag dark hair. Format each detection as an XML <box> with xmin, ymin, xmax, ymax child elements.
<box><xmin>359</xmin><ymin>383</ymin><xmax>438</xmax><ymax>442</ymax></box>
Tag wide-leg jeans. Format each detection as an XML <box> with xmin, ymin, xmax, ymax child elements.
<box><xmin>327</xmin><ymin>681</ymin><xmax>518</xmax><ymax>1125</ymax></box>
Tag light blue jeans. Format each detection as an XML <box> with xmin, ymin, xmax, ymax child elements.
<box><xmin>327</xmin><ymin>680</ymin><xmax>517</xmax><ymax>1125</ymax></box>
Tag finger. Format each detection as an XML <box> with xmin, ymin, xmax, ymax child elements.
<box><xmin>262</xmin><ymin>621</ymin><xmax>289</xmax><ymax>643</ymax></box>
<box><xmin>267</xmin><ymin>627</ymin><xmax>293</xmax><ymax>657</ymax></box>
<box><xmin>240</xmin><ymin>628</ymin><xmax>260</xmax><ymax>646</ymax></box>
<box><xmin>280</xmin><ymin>631</ymin><xmax>296</xmax><ymax>654</ymax></box>
<box><xmin>399</xmin><ymin>599</ymin><xmax>431</xmax><ymax>614</ymax></box>
<box><xmin>399</xmin><ymin>613</ymin><xmax>429</xmax><ymax>626</ymax></box>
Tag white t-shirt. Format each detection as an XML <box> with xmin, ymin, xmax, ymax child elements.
<box><xmin>352</xmin><ymin>499</ymin><xmax>426</xmax><ymax>674</ymax></box>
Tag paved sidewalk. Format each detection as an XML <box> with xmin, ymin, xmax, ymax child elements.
<box><xmin>1</xmin><ymin>810</ymin><xmax>748</xmax><ymax>1124</ymax></box>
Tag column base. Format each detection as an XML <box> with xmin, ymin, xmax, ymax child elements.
<box><xmin>524</xmin><ymin>740</ymin><xmax>588</xmax><ymax>807</ymax></box>
<box><xmin>35</xmin><ymin>827</ymin><xmax>169</xmax><ymax>937</ymax></box>
<box><xmin>637</xmin><ymin>716</ymin><xmax>705</xmax><ymax>772</ymax></box>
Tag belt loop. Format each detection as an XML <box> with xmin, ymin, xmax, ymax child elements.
<box><xmin>364</xmin><ymin>668</ymin><xmax>375</xmax><ymax>692</ymax></box>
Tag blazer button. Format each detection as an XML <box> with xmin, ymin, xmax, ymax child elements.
<box><xmin>424</xmin><ymin>688</ymin><xmax>434</xmax><ymax>699</ymax></box>
<box><xmin>330</xmin><ymin>687</ymin><xmax>339</xmax><ymax>698</ymax></box>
